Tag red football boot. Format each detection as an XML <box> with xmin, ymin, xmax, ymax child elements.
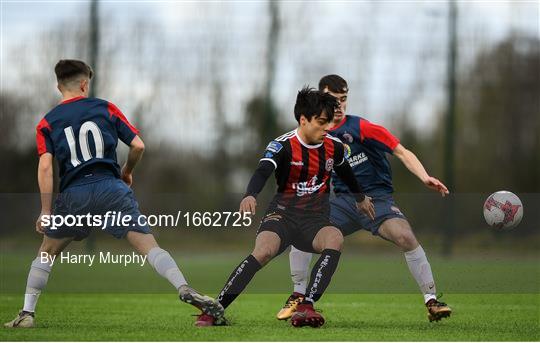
<box><xmin>290</xmin><ymin>302</ymin><xmax>325</xmax><ymax>328</ymax></box>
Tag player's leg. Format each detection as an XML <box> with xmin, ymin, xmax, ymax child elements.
<box><xmin>305</xmin><ymin>226</ymin><xmax>343</xmax><ymax>302</ymax></box>
<box><xmin>378</xmin><ymin>217</ymin><xmax>451</xmax><ymax>321</ymax></box>
<box><xmin>278</xmin><ymin>195</ymin><xmax>356</xmax><ymax>320</ymax></box>
<box><xmin>290</xmin><ymin>246</ymin><xmax>312</xmax><ymax>295</ymax></box>
<box><xmin>94</xmin><ymin>177</ymin><xmax>222</xmax><ymax>319</ymax></box>
<box><xmin>4</xmin><ymin>235</ymin><xmax>73</xmax><ymax>328</ymax></box>
<box><xmin>276</xmin><ymin>246</ymin><xmax>311</xmax><ymax>320</ymax></box>
<box><xmin>125</xmin><ymin>231</ymin><xmax>223</xmax><ymax>319</ymax></box>
<box><xmin>217</xmin><ymin>231</ymin><xmax>281</xmax><ymax>309</ymax></box>
<box><xmin>194</xmin><ymin>231</ymin><xmax>283</xmax><ymax>327</ymax></box>
<box><xmin>291</xmin><ymin>226</ymin><xmax>343</xmax><ymax>328</ymax></box>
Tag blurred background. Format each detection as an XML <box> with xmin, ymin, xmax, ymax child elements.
<box><xmin>0</xmin><ymin>1</ymin><xmax>538</xmax><ymax>294</ymax></box>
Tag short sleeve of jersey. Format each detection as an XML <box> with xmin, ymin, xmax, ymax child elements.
<box><xmin>107</xmin><ymin>102</ymin><xmax>140</xmax><ymax>145</ymax></box>
<box><xmin>36</xmin><ymin>118</ymin><xmax>54</xmax><ymax>156</ymax></box>
<box><xmin>259</xmin><ymin>141</ymin><xmax>285</xmax><ymax>170</ymax></box>
<box><xmin>360</xmin><ymin>119</ymin><xmax>400</xmax><ymax>153</ymax></box>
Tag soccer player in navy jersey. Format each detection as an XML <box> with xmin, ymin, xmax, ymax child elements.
<box><xmin>4</xmin><ymin>60</ymin><xmax>223</xmax><ymax>328</ymax></box>
<box><xmin>195</xmin><ymin>87</ymin><xmax>374</xmax><ymax>328</ymax></box>
<box><xmin>277</xmin><ymin>75</ymin><xmax>452</xmax><ymax>322</ymax></box>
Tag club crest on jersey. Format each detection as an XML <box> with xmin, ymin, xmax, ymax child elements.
<box><xmin>266</xmin><ymin>141</ymin><xmax>283</xmax><ymax>153</ymax></box>
<box><xmin>325</xmin><ymin>158</ymin><xmax>334</xmax><ymax>171</ymax></box>
<box><xmin>342</xmin><ymin>132</ymin><xmax>354</xmax><ymax>143</ymax></box>
<box><xmin>344</xmin><ymin>144</ymin><xmax>352</xmax><ymax>158</ymax></box>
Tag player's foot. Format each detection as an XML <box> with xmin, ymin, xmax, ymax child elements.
<box><xmin>276</xmin><ymin>292</ymin><xmax>304</xmax><ymax>320</ymax></box>
<box><xmin>426</xmin><ymin>298</ymin><xmax>452</xmax><ymax>322</ymax></box>
<box><xmin>4</xmin><ymin>310</ymin><xmax>35</xmax><ymax>328</ymax></box>
<box><xmin>179</xmin><ymin>285</ymin><xmax>224</xmax><ymax>319</ymax></box>
<box><xmin>291</xmin><ymin>302</ymin><xmax>324</xmax><ymax>328</ymax></box>
<box><xmin>194</xmin><ymin>313</ymin><xmax>229</xmax><ymax>327</ymax></box>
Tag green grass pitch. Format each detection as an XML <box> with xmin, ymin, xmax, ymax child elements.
<box><xmin>1</xmin><ymin>251</ymin><xmax>538</xmax><ymax>341</ymax></box>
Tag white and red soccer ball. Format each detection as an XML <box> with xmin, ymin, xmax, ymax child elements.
<box><xmin>483</xmin><ymin>191</ymin><xmax>523</xmax><ymax>230</ymax></box>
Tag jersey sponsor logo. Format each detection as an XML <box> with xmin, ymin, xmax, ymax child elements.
<box><xmin>342</xmin><ymin>132</ymin><xmax>354</xmax><ymax>143</ymax></box>
<box><xmin>266</xmin><ymin>141</ymin><xmax>283</xmax><ymax>153</ymax></box>
<box><xmin>292</xmin><ymin>175</ymin><xmax>325</xmax><ymax>197</ymax></box>
<box><xmin>347</xmin><ymin>152</ymin><xmax>368</xmax><ymax>167</ymax></box>
<box><xmin>325</xmin><ymin>158</ymin><xmax>334</xmax><ymax>171</ymax></box>
<box><xmin>290</xmin><ymin>160</ymin><xmax>304</xmax><ymax>166</ymax></box>
<box><xmin>265</xmin><ymin>152</ymin><xmax>274</xmax><ymax>158</ymax></box>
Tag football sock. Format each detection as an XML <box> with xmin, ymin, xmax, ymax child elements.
<box><xmin>218</xmin><ymin>254</ymin><xmax>262</xmax><ymax>309</ymax></box>
<box><xmin>23</xmin><ymin>257</ymin><xmax>52</xmax><ymax>313</ymax></box>
<box><xmin>404</xmin><ymin>245</ymin><xmax>437</xmax><ymax>303</ymax></box>
<box><xmin>289</xmin><ymin>246</ymin><xmax>312</xmax><ymax>295</ymax></box>
<box><xmin>147</xmin><ymin>247</ymin><xmax>188</xmax><ymax>290</ymax></box>
<box><xmin>305</xmin><ymin>249</ymin><xmax>341</xmax><ymax>303</ymax></box>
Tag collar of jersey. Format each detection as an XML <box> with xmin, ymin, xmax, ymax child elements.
<box><xmin>294</xmin><ymin>129</ymin><xmax>323</xmax><ymax>149</ymax></box>
<box><xmin>329</xmin><ymin>115</ymin><xmax>347</xmax><ymax>131</ymax></box>
<box><xmin>61</xmin><ymin>96</ymin><xmax>86</xmax><ymax>104</ymax></box>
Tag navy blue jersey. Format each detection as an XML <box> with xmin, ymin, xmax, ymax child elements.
<box><xmin>329</xmin><ymin>115</ymin><xmax>400</xmax><ymax>195</ymax></box>
<box><xmin>36</xmin><ymin>96</ymin><xmax>139</xmax><ymax>191</ymax></box>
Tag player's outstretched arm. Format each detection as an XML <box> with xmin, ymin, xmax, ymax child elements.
<box><xmin>393</xmin><ymin>144</ymin><xmax>449</xmax><ymax>196</ymax></box>
<box><xmin>36</xmin><ymin>153</ymin><xmax>54</xmax><ymax>233</ymax></box>
<box><xmin>239</xmin><ymin>160</ymin><xmax>275</xmax><ymax>215</ymax></box>
<box><xmin>121</xmin><ymin>135</ymin><xmax>145</xmax><ymax>187</ymax></box>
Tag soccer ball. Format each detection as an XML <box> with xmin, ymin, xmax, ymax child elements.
<box><xmin>483</xmin><ymin>191</ymin><xmax>523</xmax><ymax>230</ymax></box>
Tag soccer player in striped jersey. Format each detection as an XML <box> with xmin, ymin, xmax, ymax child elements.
<box><xmin>4</xmin><ymin>60</ymin><xmax>223</xmax><ymax>328</ymax></box>
<box><xmin>277</xmin><ymin>74</ymin><xmax>452</xmax><ymax>322</ymax></box>
<box><xmin>195</xmin><ymin>87</ymin><xmax>375</xmax><ymax>328</ymax></box>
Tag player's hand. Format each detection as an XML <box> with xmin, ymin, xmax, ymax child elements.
<box><xmin>423</xmin><ymin>176</ymin><xmax>449</xmax><ymax>197</ymax></box>
<box><xmin>239</xmin><ymin>196</ymin><xmax>257</xmax><ymax>216</ymax></box>
<box><xmin>121</xmin><ymin>166</ymin><xmax>132</xmax><ymax>187</ymax></box>
<box><xmin>35</xmin><ymin>211</ymin><xmax>50</xmax><ymax>234</ymax></box>
<box><xmin>356</xmin><ymin>196</ymin><xmax>375</xmax><ymax>221</ymax></box>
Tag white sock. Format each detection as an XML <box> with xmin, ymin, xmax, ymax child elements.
<box><xmin>289</xmin><ymin>246</ymin><xmax>312</xmax><ymax>295</ymax></box>
<box><xmin>23</xmin><ymin>257</ymin><xmax>53</xmax><ymax>313</ymax></box>
<box><xmin>404</xmin><ymin>245</ymin><xmax>437</xmax><ymax>303</ymax></box>
<box><xmin>147</xmin><ymin>247</ymin><xmax>188</xmax><ymax>290</ymax></box>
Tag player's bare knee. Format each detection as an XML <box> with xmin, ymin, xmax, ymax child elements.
<box><xmin>396</xmin><ymin>230</ymin><xmax>418</xmax><ymax>251</ymax></box>
<box><xmin>322</xmin><ymin>230</ymin><xmax>344</xmax><ymax>251</ymax></box>
<box><xmin>326</xmin><ymin>233</ymin><xmax>344</xmax><ymax>251</ymax></box>
<box><xmin>251</xmin><ymin>247</ymin><xmax>275</xmax><ymax>266</ymax></box>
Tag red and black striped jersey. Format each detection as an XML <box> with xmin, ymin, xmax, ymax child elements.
<box><xmin>259</xmin><ymin>129</ymin><xmax>345</xmax><ymax>210</ymax></box>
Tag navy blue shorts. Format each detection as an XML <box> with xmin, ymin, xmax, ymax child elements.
<box><xmin>330</xmin><ymin>193</ymin><xmax>406</xmax><ymax>236</ymax></box>
<box><xmin>45</xmin><ymin>175</ymin><xmax>151</xmax><ymax>241</ymax></box>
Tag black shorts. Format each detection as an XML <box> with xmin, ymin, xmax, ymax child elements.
<box><xmin>257</xmin><ymin>205</ymin><xmax>335</xmax><ymax>254</ymax></box>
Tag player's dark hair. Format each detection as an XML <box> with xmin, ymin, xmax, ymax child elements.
<box><xmin>294</xmin><ymin>86</ymin><xmax>338</xmax><ymax>123</ymax></box>
<box><xmin>318</xmin><ymin>74</ymin><xmax>348</xmax><ymax>94</ymax></box>
<box><xmin>55</xmin><ymin>59</ymin><xmax>93</xmax><ymax>87</ymax></box>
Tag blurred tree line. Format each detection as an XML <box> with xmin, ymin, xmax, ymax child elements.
<box><xmin>392</xmin><ymin>34</ymin><xmax>539</xmax><ymax>194</ymax></box>
<box><xmin>3</xmin><ymin>35</ymin><xmax>537</xmax><ymax>194</ymax></box>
